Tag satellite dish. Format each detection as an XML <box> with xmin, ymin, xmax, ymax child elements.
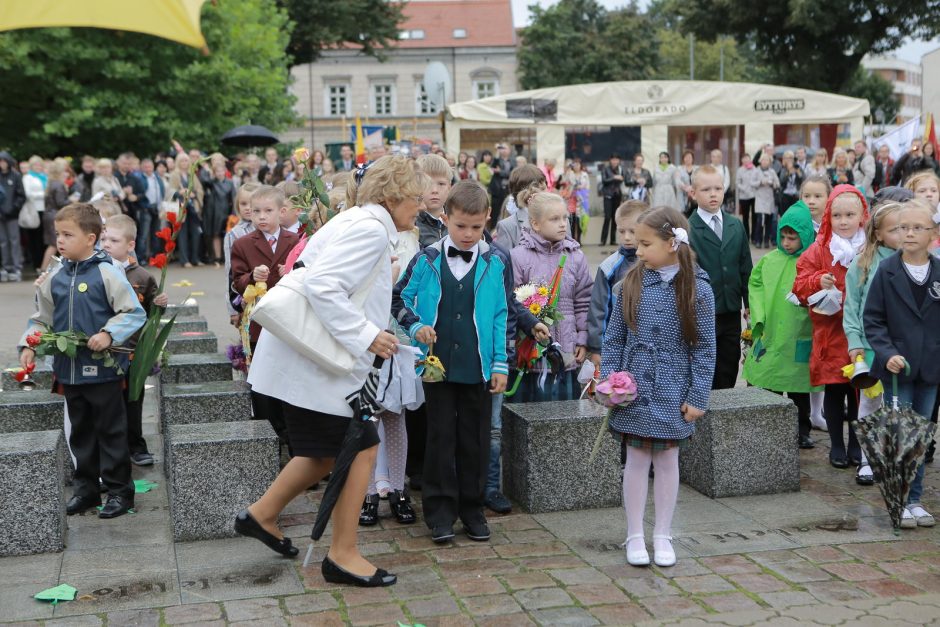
<box><xmin>423</xmin><ymin>62</ymin><xmax>452</xmax><ymax>109</ymax></box>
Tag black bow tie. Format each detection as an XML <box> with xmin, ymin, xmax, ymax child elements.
<box><xmin>448</xmin><ymin>246</ymin><xmax>473</xmax><ymax>262</ymax></box>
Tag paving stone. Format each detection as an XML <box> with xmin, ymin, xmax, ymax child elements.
<box><xmin>283</xmin><ymin>593</ymin><xmax>338</xmax><ymax>615</ymax></box>
<box><xmin>638</xmin><ymin>595</ymin><xmax>707</xmax><ymax>619</ymax></box>
<box><xmin>518</xmin><ymin>554</ymin><xmax>586</xmax><ymax>570</ymax></box>
<box><xmin>760</xmin><ymin>590</ymin><xmax>819</xmax><ymax>609</ymax></box>
<box><xmin>500</xmin><ymin>571</ymin><xmax>556</xmax><ymax>591</ymax></box>
<box><xmin>105</xmin><ymin>608</ymin><xmax>161</xmax><ymax>626</ymax></box>
<box><xmin>700</xmin><ymin>592</ymin><xmax>763</xmax><ymax>613</ymax></box>
<box><xmin>674</xmin><ymin>574</ymin><xmax>737</xmax><ymax>594</ymax></box>
<box><xmin>45</xmin><ymin>617</ymin><xmax>102</xmax><ymax>626</ymax></box>
<box><xmin>391</xmin><ymin>579</ymin><xmax>449</xmax><ymax>600</ymax></box>
<box><xmin>765</xmin><ymin>560</ymin><xmax>833</xmax><ymax>583</ymax></box>
<box><xmin>565</xmin><ymin>583</ymin><xmax>632</xmax><ymax>606</ymax></box>
<box><xmin>513</xmin><ymin>586</ymin><xmax>574</xmax><ymax>610</ymax></box>
<box><xmin>162</xmin><ymin>602</ymin><xmax>223</xmax><ymax>624</ymax></box>
<box><xmin>229</xmin><ymin>617</ymin><xmax>288</xmax><ymax>626</ymax></box>
<box><xmin>803</xmin><ymin>580</ymin><xmax>872</xmax><ymax>603</ymax></box>
<box><xmin>548</xmin><ymin>566</ymin><xmax>610</xmax><ymax>585</ymax></box>
<box><xmin>794</xmin><ymin>545</ymin><xmax>852</xmax><ymax>563</ymax></box>
<box><xmin>501</xmin><ymin>529</ymin><xmax>557</xmax><ymax>544</ymax></box>
<box><xmin>447</xmin><ymin>575</ymin><xmax>505</xmax><ymax>597</ymax></box>
<box><xmin>407</xmin><ymin>595</ymin><xmax>460</xmax><ymax>618</ymax></box>
<box><xmin>0</xmin><ymin>390</ymin><xmax>63</xmax><ymax>433</ymax></box>
<box><xmin>288</xmin><ymin>612</ymin><xmax>345</xmax><ymax>627</ymax></box>
<box><xmin>727</xmin><ymin>572</ymin><xmax>791</xmax><ymax>593</ymax></box>
<box><xmin>530</xmin><ymin>606</ymin><xmax>601</xmax><ymax>625</ymax></box>
<box><xmin>431</xmin><ymin>545</ymin><xmax>497</xmax><ymax>562</ymax></box>
<box><xmin>780</xmin><ymin>604</ymin><xmax>866</xmax><ymax>623</ymax></box>
<box><xmin>588</xmin><ymin>603</ymin><xmax>652</xmax><ymax>625</ymax></box>
<box><xmin>840</xmin><ymin>540</ymin><xmax>939</xmax><ymax>562</ymax></box>
<box><xmin>821</xmin><ymin>562</ymin><xmax>886</xmax><ymax>582</ymax></box>
<box><xmin>699</xmin><ymin>554</ymin><xmax>761</xmax><ymax>575</ymax></box>
<box><xmin>651</xmin><ymin>559</ymin><xmax>713</xmax><ymax>579</ymax></box>
<box><xmin>493</xmin><ymin>540</ymin><xmax>570</xmax><ymax>559</ymax></box>
<box><xmin>439</xmin><ymin>558</ymin><xmax>519</xmax><ymax>577</ymax></box>
<box><xmin>461</xmin><ymin>593</ymin><xmax>523</xmax><ymax>616</ymax></box>
<box><xmin>346</xmin><ymin>602</ymin><xmax>407</xmax><ymax>626</ymax></box>
<box><xmin>616</xmin><ymin>574</ymin><xmax>680</xmax><ymax>597</ymax></box>
<box><xmin>475</xmin><ymin>613</ymin><xmax>536</xmax><ymax>626</ymax></box>
<box><xmin>223</xmin><ymin>597</ymin><xmax>282</xmax><ymax>622</ymax></box>
<box><xmin>340</xmin><ymin>585</ymin><xmax>393</xmax><ymax>607</ymax></box>
<box><xmin>877</xmin><ymin>560</ymin><xmax>933</xmax><ymax>577</ymax></box>
<box><xmin>855</xmin><ymin>579</ymin><xmax>925</xmax><ymax>598</ymax></box>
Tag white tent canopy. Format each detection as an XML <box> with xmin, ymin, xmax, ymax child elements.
<box><xmin>445</xmin><ymin>80</ymin><xmax>870</xmax><ymax>166</ymax></box>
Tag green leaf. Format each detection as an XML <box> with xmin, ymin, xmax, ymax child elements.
<box><xmin>64</xmin><ymin>342</ymin><xmax>77</xmax><ymax>358</ymax></box>
<box><xmin>56</xmin><ymin>336</ymin><xmax>68</xmax><ymax>353</ymax></box>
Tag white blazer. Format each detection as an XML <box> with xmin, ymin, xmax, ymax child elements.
<box><xmin>247</xmin><ymin>204</ymin><xmax>398</xmax><ymax>417</ymax></box>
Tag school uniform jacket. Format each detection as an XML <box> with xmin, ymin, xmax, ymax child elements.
<box><xmin>230</xmin><ymin>227</ymin><xmax>300</xmax><ymax>343</ymax></box>
<box><xmin>864</xmin><ymin>252</ymin><xmax>940</xmax><ymax>385</ymax></box>
<box><xmin>688</xmin><ymin>210</ymin><xmax>752</xmax><ymax>314</ymax></box>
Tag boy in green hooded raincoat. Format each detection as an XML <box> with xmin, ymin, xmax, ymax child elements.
<box><xmin>743</xmin><ymin>200</ymin><xmax>822</xmax><ymax>449</ymax></box>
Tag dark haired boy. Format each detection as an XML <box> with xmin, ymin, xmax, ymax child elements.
<box><xmin>18</xmin><ymin>203</ymin><xmax>146</xmax><ymax>519</ymax></box>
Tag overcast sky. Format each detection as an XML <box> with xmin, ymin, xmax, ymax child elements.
<box><xmin>509</xmin><ymin>0</ymin><xmax>938</xmax><ymax>64</ymax></box>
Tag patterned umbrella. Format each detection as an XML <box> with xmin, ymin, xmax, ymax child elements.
<box><xmin>853</xmin><ymin>367</ymin><xmax>937</xmax><ymax>533</ymax></box>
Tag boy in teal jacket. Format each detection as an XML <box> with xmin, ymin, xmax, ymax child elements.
<box><xmin>742</xmin><ymin>201</ymin><xmax>821</xmax><ymax>448</ymax></box>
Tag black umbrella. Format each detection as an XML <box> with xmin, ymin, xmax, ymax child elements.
<box><xmin>303</xmin><ymin>355</ymin><xmax>385</xmax><ymax>567</ymax></box>
<box><xmin>220</xmin><ymin>124</ymin><xmax>279</xmax><ymax>147</ymax></box>
<box><xmin>853</xmin><ymin>368</ymin><xmax>937</xmax><ymax>533</ymax></box>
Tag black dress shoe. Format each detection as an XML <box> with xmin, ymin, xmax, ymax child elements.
<box><xmin>829</xmin><ymin>456</ymin><xmax>849</xmax><ymax>469</ymax></box>
<box><xmin>463</xmin><ymin>520</ymin><xmax>491</xmax><ymax>542</ymax></box>
<box><xmin>359</xmin><ymin>494</ymin><xmax>380</xmax><ymax>526</ymax></box>
<box><xmin>798</xmin><ymin>435</ymin><xmax>815</xmax><ymax>449</ymax></box>
<box><xmin>321</xmin><ymin>556</ymin><xmax>396</xmax><ymax>587</ymax></box>
<box><xmin>234</xmin><ymin>509</ymin><xmax>299</xmax><ymax>557</ymax></box>
<box><xmin>66</xmin><ymin>494</ymin><xmax>100</xmax><ymax>516</ymax></box>
<box><xmin>388</xmin><ymin>489</ymin><xmax>416</xmax><ymax>525</ymax></box>
<box><xmin>848</xmin><ymin>455</ymin><xmax>862</xmax><ymax>467</ymax></box>
<box><xmin>98</xmin><ymin>495</ymin><xmax>133</xmax><ymax>519</ymax></box>
<box><xmin>409</xmin><ymin>474</ymin><xmax>422</xmax><ymax>492</ymax></box>
<box><xmin>484</xmin><ymin>491</ymin><xmax>512</xmax><ymax>514</ymax></box>
<box><xmin>431</xmin><ymin>525</ymin><xmax>455</xmax><ymax>544</ymax></box>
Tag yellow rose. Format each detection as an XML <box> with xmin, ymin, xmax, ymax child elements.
<box><xmin>537</xmin><ymin>286</ymin><xmax>549</xmax><ymax>296</ymax></box>
<box><xmin>293</xmin><ymin>147</ymin><xmax>310</xmax><ymax>163</ymax></box>
<box><xmin>529</xmin><ymin>303</ymin><xmax>542</xmax><ymax>315</ymax></box>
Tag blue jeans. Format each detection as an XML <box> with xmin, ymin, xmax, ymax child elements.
<box><xmin>881</xmin><ymin>378</ymin><xmax>937</xmax><ymax>505</ymax></box>
<box><xmin>486</xmin><ymin>393</ymin><xmax>503</xmax><ymax>496</ymax></box>
<box><xmin>177</xmin><ymin>213</ymin><xmax>202</xmax><ymax>265</ymax></box>
<box><xmin>135</xmin><ymin>209</ymin><xmax>154</xmax><ymax>261</ymax></box>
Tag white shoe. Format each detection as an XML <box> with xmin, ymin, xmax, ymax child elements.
<box><xmin>810</xmin><ymin>415</ymin><xmax>828</xmax><ymax>431</ymax></box>
<box><xmin>909</xmin><ymin>505</ymin><xmax>936</xmax><ymax>527</ymax></box>
<box><xmin>653</xmin><ymin>535</ymin><xmax>676</xmax><ymax>567</ymax></box>
<box><xmin>901</xmin><ymin>507</ymin><xmax>917</xmax><ymax>529</ymax></box>
<box><xmin>623</xmin><ymin>534</ymin><xmax>649</xmax><ymax>566</ymax></box>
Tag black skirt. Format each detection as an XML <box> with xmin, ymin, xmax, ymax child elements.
<box><xmin>282</xmin><ymin>402</ymin><xmax>380</xmax><ymax>458</ymax></box>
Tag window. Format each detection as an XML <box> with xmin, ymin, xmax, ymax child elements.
<box><xmin>372</xmin><ymin>83</ymin><xmax>395</xmax><ymax>116</ymax></box>
<box><xmin>325</xmin><ymin>84</ymin><xmax>349</xmax><ymax>117</ymax></box>
<box><xmin>415</xmin><ymin>83</ymin><xmax>439</xmax><ymax>115</ymax></box>
<box><xmin>453</xmin><ymin>28</ymin><xmax>467</xmax><ymax>39</ymax></box>
<box><xmin>473</xmin><ymin>79</ymin><xmax>498</xmax><ymax>100</ymax></box>
<box><xmin>399</xmin><ymin>29</ymin><xmax>425</xmax><ymax>40</ymax></box>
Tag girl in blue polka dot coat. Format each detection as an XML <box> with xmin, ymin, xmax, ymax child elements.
<box><xmin>601</xmin><ymin>206</ymin><xmax>716</xmax><ymax>569</ymax></box>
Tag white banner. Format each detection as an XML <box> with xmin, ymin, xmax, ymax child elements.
<box><xmin>872</xmin><ymin>117</ymin><xmax>922</xmax><ymax>161</ymax></box>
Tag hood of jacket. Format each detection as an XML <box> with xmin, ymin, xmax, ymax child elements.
<box><xmin>517</xmin><ymin>228</ymin><xmax>581</xmax><ymax>255</ymax></box>
<box><xmin>777</xmin><ymin>200</ymin><xmax>815</xmax><ymax>256</ymax></box>
<box><xmin>0</xmin><ymin>151</ymin><xmax>17</xmax><ymax>173</ymax></box>
<box><xmin>817</xmin><ymin>184</ymin><xmax>869</xmax><ymax>247</ymax></box>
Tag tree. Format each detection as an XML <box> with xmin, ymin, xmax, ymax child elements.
<box><xmin>0</xmin><ymin>0</ymin><xmax>296</xmax><ymax>157</ymax></box>
<box><xmin>518</xmin><ymin>0</ymin><xmax>659</xmax><ymax>90</ymax></box>
<box><xmin>656</xmin><ymin>31</ymin><xmax>755</xmax><ymax>82</ymax></box>
<box><xmin>661</xmin><ymin>0</ymin><xmax>940</xmax><ymax>92</ymax></box>
<box><xmin>843</xmin><ymin>67</ymin><xmax>900</xmax><ymax>124</ymax></box>
<box><xmin>279</xmin><ymin>0</ymin><xmax>405</xmax><ymax>65</ymax></box>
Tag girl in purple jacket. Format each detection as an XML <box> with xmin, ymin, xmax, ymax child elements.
<box><xmin>510</xmin><ymin>191</ymin><xmax>593</xmax><ymax>401</ymax></box>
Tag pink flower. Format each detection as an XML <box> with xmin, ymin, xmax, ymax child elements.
<box><xmin>595</xmin><ymin>371</ymin><xmax>637</xmax><ymax>407</ymax></box>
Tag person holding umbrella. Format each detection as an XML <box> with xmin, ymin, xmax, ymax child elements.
<box><xmin>863</xmin><ymin>198</ymin><xmax>940</xmax><ymax>529</ymax></box>
<box><xmin>235</xmin><ymin>155</ymin><xmax>425</xmax><ymax>587</ymax></box>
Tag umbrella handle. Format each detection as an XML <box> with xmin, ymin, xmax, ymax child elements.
<box><xmin>890</xmin><ymin>360</ymin><xmax>911</xmax><ymax>410</ymax></box>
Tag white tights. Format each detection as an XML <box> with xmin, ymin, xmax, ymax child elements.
<box><xmin>623</xmin><ymin>446</ymin><xmax>679</xmax><ymax>555</ymax></box>
<box><xmin>368</xmin><ymin>411</ymin><xmax>408</xmax><ymax>496</ymax></box>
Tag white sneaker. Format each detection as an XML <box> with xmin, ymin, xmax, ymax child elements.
<box><xmin>901</xmin><ymin>507</ymin><xmax>917</xmax><ymax>529</ymax></box>
<box><xmin>909</xmin><ymin>505</ymin><xmax>936</xmax><ymax>527</ymax></box>
<box><xmin>623</xmin><ymin>534</ymin><xmax>649</xmax><ymax>567</ymax></box>
<box><xmin>652</xmin><ymin>535</ymin><xmax>676</xmax><ymax>567</ymax></box>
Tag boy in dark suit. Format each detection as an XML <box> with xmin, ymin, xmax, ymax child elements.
<box><xmin>231</xmin><ymin>186</ymin><xmax>300</xmax><ymax>450</ymax></box>
<box><xmin>688</xmin><ymin>165</ymin><xmax>753</xmax><ymax>389</ymax></box>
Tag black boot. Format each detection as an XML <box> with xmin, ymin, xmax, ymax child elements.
<box><xmin>359</xmin><ymin>494</ymin><xmax>380</xmax><ymax>526</ymax></box>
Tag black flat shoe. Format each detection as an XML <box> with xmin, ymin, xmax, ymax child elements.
<box><xmin>66</xmin><ymin>494</ymin><xmax>100</xmax><ymax>516</ymax></box>
<box><xmin>234</xmin><ymin>509</ymin><xmax>298</xmax><ymax>557</ymax></box>
<box><xmin>388</xmin><ymin>489</ymin><xmax>416</xmax><ymax>525</ymax></box>
<box><xmin>798</xmin><ymin>435</ymin><xmax>815</xmax><ymax>449</ymax></box>
<box><xmin>359</xmin><ymin>494</ymin><xmax>380</xmax><ymax>526</ymax></box>
<box><xmin>98</xmin><ymin>494</ymin><xmax>133</xmax><ymax>519</ymax></box>
<box><xmin>829</xmin><ymin>456</ymin><xmax>849</xmax><ymax>469</ymax></box>
<box><xmin>321</xmin><ymin>556</ymin><xmax>396</xmax><ymax>587</ymax></box>
<box><xmin>855</xmin><ymin>464</ymin><xmax>874</xmax><ymax>486</ymax></box>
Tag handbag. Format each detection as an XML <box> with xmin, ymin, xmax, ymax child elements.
<box><xmin>18</xmin><ymin>202</ymin><xmax>40</xmax><ymax>229</ymax></box>
<box><xmin>250</xmin><ymin>214</ymin><xmax>387</xmax><ymax>375</ymax></box>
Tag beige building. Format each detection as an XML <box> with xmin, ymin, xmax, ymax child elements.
<box><xmin>922</xmin><ymin>47</ymin><xmax>940</xmax><ymax>122</ymax></box>
<box><xmin>283</xmin><ymin>0</ymin><xmax>518</xmax><ymax>150</ymax></box>
<box><xmin>862</xmin><ymin>54</ymin><xmax>923</xmax><ymax>123</ymax></box>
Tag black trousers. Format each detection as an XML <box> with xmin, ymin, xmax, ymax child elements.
<box><xmin>824</xmin><ymin>383</ymin><xmax>860</xmax><ymax>460</ymax></box>
<box><xmin>123</xmin><ymin>375</ymin><xmax>149</xmax><ymax>455</ymax></box>
<box><xmin>600</xmin><ymin>194</ymin><xmax>622</xmax><ymax>246</ymax></box>
<box><xmin>405</xmin><ymin>405</ymin><xmax>427</xmax><ymax>479</ymax></box>
<box><xmin>739</xmin><ymin>198</ymin><xmax>754</xmax><ymax>239</ymax></box>
<box><xmin>713</xmin><ymin>311</ymin><xmax>742</xmax><ymax>390</ymax></box>
<box><xmin>64</xmin><ymin>380</ymin><xmax>133</xmax><ymax>500</ymax></box>
<box><xmin>422</xmin><ymin>382</ymin><xmax>490</xmax><ymax>528</ymax></box>
<box><xmin>490</xmin><ymin>190</ymin><xmax>507</xmax><ymax>228</ymax></box>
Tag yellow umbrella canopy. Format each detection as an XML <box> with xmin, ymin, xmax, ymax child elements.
<box><xmin>0</xmin><ymin>0</ymin><xmax>209</xmax><ymax>49</ymax></box>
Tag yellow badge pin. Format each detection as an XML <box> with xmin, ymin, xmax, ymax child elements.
<box><xmin>77</xmin><ymin>282</ymin><xmax>88</xmax><ymax>293</ymax></box>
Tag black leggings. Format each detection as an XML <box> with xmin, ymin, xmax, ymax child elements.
<box><xmin>824</xmin><ymin>383</ymin><xmax>859</xmax><ymax>460</ymax></box>
<box><xmin>739</xmin><ymin>198</ymin><xmax>754</xmax><ymax>239</ymax></box>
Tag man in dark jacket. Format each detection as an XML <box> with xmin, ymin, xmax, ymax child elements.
<box><xmin>488</xmin><ymin>143</ymin><xmax>514</xmax><ymax>227</ymax></box>
<box><xmin>599</xmin><ymin>153</ymin><xmax>625</xmax><ymax>247</ymax></box>
<box><xmin>0</xmin><ymin>151</ymin><xmax>26</xmax><ymax>281</ymax></box>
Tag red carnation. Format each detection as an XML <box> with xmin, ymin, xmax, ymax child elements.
<box><xmin>26</xmin><ymin>333</ymin><xmax>41</xmax><ymax>347</ymax></box>
<box><xmin>155</xmin><ymin>227</ymin><xmax>172</xmax><ymax>242</ymax></box>
<box><xmin>149</xmin><ymin>253</ymin><xmax>168</xmax><ymax>269</ymax></box>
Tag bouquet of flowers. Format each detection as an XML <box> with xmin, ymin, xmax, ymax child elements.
<box><xmin>26</xmin><ymin>328</ymin><xmax>131</xmax><ymax>375</ymax></box>
<box><xmin>418</xmin><ymin>344</ymin><xmax>446</xmax><ymax>383</ymax></box>
<box><xmin>240</xmin><ymin>281</ymin><xmax>267</xmax><ymax>366</ymax></box>
<box><xmin>740</xmin><ymin>327</ymin><xmax>753</xmax><ymax>360</ymax></box>
<box><xmin>227</xmin><ymin>343</ymin><xmax>248</xmax><ymax>374</ymax></box>
<box><xmin>589</xmin><ymin>370</ymin><xmax>638</xmax><ymax>463</ymax></box>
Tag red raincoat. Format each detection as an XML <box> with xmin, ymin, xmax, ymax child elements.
<box><xmin>792</xmin><ymin>185</ymin><xmax>870</xmax><ymax>386</ymax></box>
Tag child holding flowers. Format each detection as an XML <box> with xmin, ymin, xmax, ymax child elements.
<box><xmin>601</xmin><ymin>206</ymin><xmax>715</xmax><ymax>568</ymax></box>
<box><xmin>510</xmin><ymin>191</ymin><xmax>593</xmax><ymax>401</ymax></box>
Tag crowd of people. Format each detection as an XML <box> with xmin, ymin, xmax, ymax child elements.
<box><xmin>12</xmin><ymin>134</ymin><xmax>940</xmax><ymax>586</ymax></box>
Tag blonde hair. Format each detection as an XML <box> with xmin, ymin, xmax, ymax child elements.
<box><xmin>904</xmin><ymin>171</ymin><xmax>940</xmax><ymax>196</ymax></box>
<box><xmin>46</xmin><ymin>157</ymin><xmax>68</xmax><ymax>182</ymax></box>
<box><xmin>92</xmin><ymin>198</ymin><xmax>122</xmax><ymax>220</ymax></box>
<box><xmin>415</xmin><ymin>153</ymin><xmax>452</xmax><ymax>180</ymax></box>
<box><xmin>96</xmin><ymin>158</ymin><xmax>112</xmax><ymax>169</ymax></box>
<box><xmin>691</xmin><ymin>164</ymin><xmax>721</xmax><ymax>187</ymax></box>
<box><xmin>236</xmin><ymin>181</ymin><xmax>261</xmax><ymax>204</ymax></box>
<box><xmin>813</xmin><ymin>148</ymin><xmax>829</xmax><ymax>165</ymax></box>
<box><xmin>831</xmin><ymin>148</ymin><xmax>848</xmax><ymax>167</ymax></box>
<box><xmin>526</xmin><ymin>191</ymin><xmax>566</xmax><ymax>222</ymax></box>
<box><xmin>898</xmin><ymin>198</ymin><xmax>937</xmax><ymax>224</ymax></box>
<box><xmin>616</xmin><ymin>199</ymin><xmax>649</xmax><ymax>222</ymax></box>
<box><xmin>356</xmin><ymin>155</ymin><xmax>423</xmax><ymax>207</ymax></box>
<box><xmin>209</xmin><ymin>152</ymin><xmax>226</xmax><ymax>169</ymax></box>
<box><xmin>250</xmin><ymin>185</ymin><xmax>286</xmax><ymax>209</ymax></box>
<box><xmin>104</xmin><ymin>214</ymin><xmax>137</xmax><ymax>241</ymax></box>
<box><xmin>857</xmin><ymin>201</ymin><xmax>905</xmax><ymax>284</ymax></box>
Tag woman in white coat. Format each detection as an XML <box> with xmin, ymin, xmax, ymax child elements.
<box><xmin>650</xmin><ymin>152</ymin><xmax>682</xmax><ymax>212</ymax></box>
<box><xmin>237</xmin><ymin>156</ymin><xmax>425</xmax><ymax>587</ymax></box>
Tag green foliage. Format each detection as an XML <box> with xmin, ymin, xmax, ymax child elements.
<box><xmin>843</xmin><ymin>67</ymin><xmax>900</xmax><ymax>124</ymax></box>
<box><xmin>279</xmin><ymin>0</ymin><xmax>405</xmax><ymax>65</ymax></box>
<box><xmin>661</xmin><ymin>0</ymin><xmax>940</xmax><ymax>92</ymax></box>
<box><xmin>0</xmin><ymin>0</ymin><xmax>297</xmax><ymax>157</ymax></box>
<box><xmin>518</xmin><ymin>0</ymin><xmax>659</xmax><ymax>90</ymax></box>
<box><xmin>656</xmin><ymin>30</ymin><xmax>755</xmax><ymax>82</ymax></box>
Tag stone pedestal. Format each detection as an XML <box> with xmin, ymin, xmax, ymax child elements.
<box><xmin>161</xmin><ymin>316</ymin><xmax>209</xmax><ymax>333</ymax></box>
<box><xmin>503</xmin><ymin>400</ymin><xmax>622</xmax><ymax>513</ymax></box>
<box><xmin>159</xmin><ymin>381</ymin><xmax>251</xmax><ymax>434</ymax></box>
<box><xmin>0</xmin><ymin>390</ymin><xmax>63</xmax><ymax>433</ymax></box>
<box><xmin>679</xmin><ymin>387</ymin><xmax>800</xmax><ymax>498</ymax></box>
<box><xmin>166</xmin><ymin>332</ymin><xmax>218</xmax><ymax>354</ymax></box>
<box><xmin>166</xmin><ymin>421</ymin><xmax>279</xmax><ymax>541</ymax></box>
<box><xmin>165</xmin><ymin>303</ymin><xmax>199</xmax><ymax>318</ymax></box>
<box><xmin>2</xmin><ymin>361</ymin><xmax>54</xmax><ymax>391</ymax></box>
<box><xmin>160</xmin><ymin>353</ymin><xmax>234</xmax><ymax>386</ymax></box>
<box><xmin>0</xmin><ymin>430</ymin><xmax>66</xmax><ymax>556</ymax></box>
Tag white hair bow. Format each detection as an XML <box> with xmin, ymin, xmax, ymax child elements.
<box><xmin>671</xmin><ymin>227</ymin><xmax>689</xmax><ymax>251</ymax></box>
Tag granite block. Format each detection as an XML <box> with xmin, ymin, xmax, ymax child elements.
<box><xmin>165</xmin><ymin>303</ymin><xmax>199</xmax><ymax>317</ymax></box>
<box><xmin>160</xmin><ymin>353</ymin><xmax>234</xmax><ymax>385</ymax></box>
<box><xmin>159</xmin><ymin>380</ymin><xmax>251</xmax><ymax>437</ymax></box>
<box><xmin>0</xmin><ymin>430</ymin><xmax>66</xmax><ymax>556</ymax></box>
<box><xmin>503</xmin><ymin>400</ymin><xmax>622</xmax><ymax>513</ymax></box>
<box><xmin>166</xmin><ymin>421</ymin><xmax>279</xmax><ymax>541</ymax></box>
<box><xmin>166</xmin><ymin>331</ymin><xmax>218</xmax><ymax>355</ymax></box>
<box><xmin>0</xmin><ymin>390</ymin><xmax>63</xmax><ymax>433</ymax></box>
<box><xmin>160</xmin><ymin>316</ymin><xmax>208</xmax><ymax>333</ymax></box>
<box><xmin>679</xmin><ymin>387</ymin><xmax>800</xmax><ymax>498</ymax></box>
<box><xmin>2</xmin><ymin>361</ymin><xmax>54</xmax><ymax>391</ymax></box>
